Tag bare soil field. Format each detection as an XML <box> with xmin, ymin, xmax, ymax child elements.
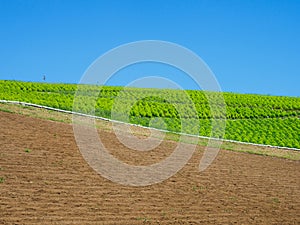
<box><xmin>0</xmin><ymin>110</ymin><xmax>299</xmax><ymax>224</ymax></box>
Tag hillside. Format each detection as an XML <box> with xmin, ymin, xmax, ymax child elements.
<box><xmin>0</xmin><ymin>80</ymin><xmax>299</xmax><ymax>148</ymax></box>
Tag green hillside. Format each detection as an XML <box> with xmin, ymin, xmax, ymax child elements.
<box><xmin>1</xmin><ymin>80</ymin><xmax>299</xmax><ymax>148</ymax></box>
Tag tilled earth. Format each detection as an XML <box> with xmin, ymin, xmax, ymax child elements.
<box><xmin>0</xmin><ymin>111</ymin><xmax>299</xmax><ymax>224</ymax></box>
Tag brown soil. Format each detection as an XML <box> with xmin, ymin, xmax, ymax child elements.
<box><xmin>0</xmin><ymin>111</ymin><xmax>299</xmax><ymax>224</ymax></box>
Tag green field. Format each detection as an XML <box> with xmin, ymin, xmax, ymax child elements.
<box><xmin>1</xmin><ymin>80</ymin><xmax>299</xmax><ymax>149</ymax></box>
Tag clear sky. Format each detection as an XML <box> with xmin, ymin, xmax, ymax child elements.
<box><xmin>0</xmin><ymin>0</ymin><xmax>299</xmax><ymax>96</ymax></box>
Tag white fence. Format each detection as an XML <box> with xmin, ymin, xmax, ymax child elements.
<box><xmin>1</xmin><ymin>99</ymin><xmax>299</xmax><ymax>151</ymax></box>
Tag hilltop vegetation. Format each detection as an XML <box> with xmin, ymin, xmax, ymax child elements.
<box><xmin>1</xmin><ymin>80</ymin><xmax>299</xmax><ymax>148</ymax></box>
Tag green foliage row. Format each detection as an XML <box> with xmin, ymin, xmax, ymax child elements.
<box><xmin>1</xmin><ymin>80</ymin><xmax>299</xmax><ymax>148</ymax></box>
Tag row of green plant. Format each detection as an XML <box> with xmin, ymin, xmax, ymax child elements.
<box><xmin>1</xmin><ymin>80</ymin><xmax>299</xmax><ymax>148</ymax></box>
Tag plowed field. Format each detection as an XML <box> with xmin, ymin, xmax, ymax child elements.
<box><xmin>0</xmin><ymin>111</ymin><xmax>299</xmax><ymax>224</ymax></box>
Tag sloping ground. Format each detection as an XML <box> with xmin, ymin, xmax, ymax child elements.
<box><xmin>0</xmin><ymin>111</ymin><xmax>299</xmax><ymax>224</ymax></box>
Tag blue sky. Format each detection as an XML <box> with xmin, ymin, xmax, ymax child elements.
<box><xmin>0</xmin><ymin>0</ymin><xmax>299</xmax><ymax>96</ymax></box>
